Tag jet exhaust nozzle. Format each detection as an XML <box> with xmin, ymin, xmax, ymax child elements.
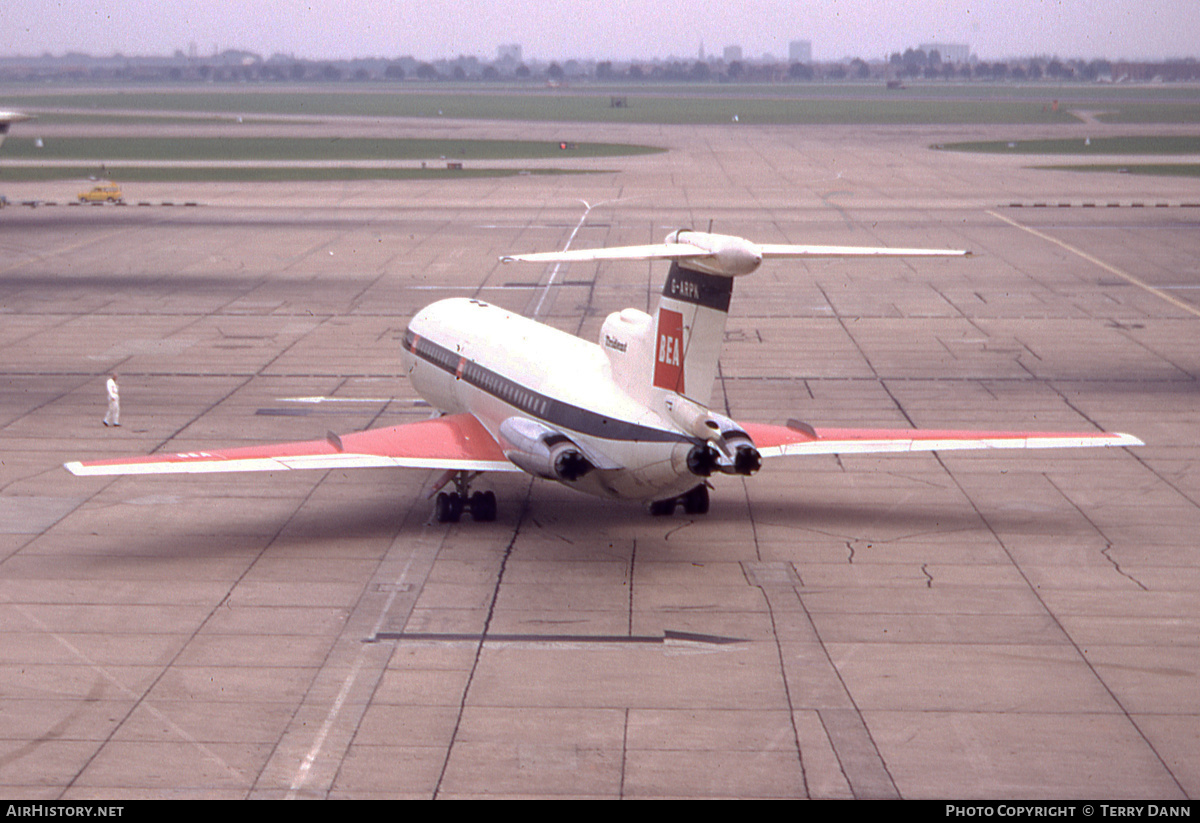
<box><xmin>676</xmin><ymin>406</ymin><xmax>762</xmax><ymax>477</ymax></box>
<box><xmin>554</xmin><ymin>449</ymin><xmax>593</xmax><ymax>482</ymax></box>
<box><xmin>720</xmin><ymin>428</ymin><xmax>762</xmax><ymax>476</ymax></box>
<box><xmin>687</xmin><ymin>444</ymin><xmax>719</xmax><ymax>477</ymax></box>
<box><xmin>684</xmin><ymin>437</ymin><xmax>761</xmax><ymax>478</ymax></box>
<box><xmin>500</xmin><ymin>417</ymin><xmax>594</xmax><ymax>482</ymax></box>
<box><xmin>732</xmin><ymin>445</ymin><xmax>762</xmax><ymax>476</ymax></box>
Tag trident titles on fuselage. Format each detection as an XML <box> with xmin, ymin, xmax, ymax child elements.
<box><xmin>603</xmin><ymin>334</ymin><xmax>627</xmax><ymax>353</ymax></box>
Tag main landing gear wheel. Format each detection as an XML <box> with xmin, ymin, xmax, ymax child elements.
<box><xmin>648</xmin><ymin>484</ymin><xmax>710</xmax><ymax>517</ymax></box>
<box><xmin>433</xmin><ymin>472</ymin><xmax>497</xmax><ymax>523</ymax></box>
<box><xmin>470</xmin><ymin>490</ymin><xmax>497</xmax><ymax>522</ymax></box>
<box><xmin>435</xmin><ymin>492</ymin><xmax>464</xmax><ymax>523</ymax></box>
<box><xmin>683</xmin><ymin>484</ymin><xmax>710</xmax><ymax>514</ymax></box>
<box><xmin>648</xmin><ymin>498</ymin><xmax>675</xmax><ymax>516</ymax></box>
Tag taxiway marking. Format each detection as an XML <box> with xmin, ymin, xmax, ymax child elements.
<box><xmin>5</xmin><ymin>598</ymin><xmax>246</xmax><ymax>785</ymax></box>
<box><xmin>531</xmin><ymin>200</ymin><xmax>596</xmax><ymax>319</ymax></box>
<box><xmin>286</xmin><ymin>655</ymin><xmax>365</xmax><ymax>800</ymax></box>
<box><xmin>988</xmin><ymin>209</ymin><xmax>1200</xmax><ymax>320</ymax></box>
<box><xmin>279</xmin><ymin>518</ymin><xmax>450</xmax><ymax>798</ymax></box>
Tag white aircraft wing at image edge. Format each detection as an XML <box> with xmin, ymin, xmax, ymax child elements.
<box><xmin>64</xmin><ymin>413</ymin><xmax>521</xmax><ymax>476</ymax></box>
<box><xmin>741</xmin><ymin>422</ymin><xmax>1142</xmax><ymax>457</ymax></box>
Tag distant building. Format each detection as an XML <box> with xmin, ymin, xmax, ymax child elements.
<box><xmin>723</xmin><ymin>45</ymin><xmax>742</xmax><ymax>62</ymax></box>
<box><xmin>789</xmin><ymin>41</ymin><xmax>812</xmax><ymax>63</ymax></box>
<box><xmin>497</xmin><ymin>44</ymin><xmax>522</xmax><ymax>64</ymax></box>
<box><xmin>920</xmin><ymin>43</ymin><xmax>969</xmax><ymax>63</ymax></box>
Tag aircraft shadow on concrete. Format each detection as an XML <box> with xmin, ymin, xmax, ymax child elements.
<box><xmin>98</xmin><ymin>487</ymin><xmax>1085</xmax><ymax>562</ymax></box>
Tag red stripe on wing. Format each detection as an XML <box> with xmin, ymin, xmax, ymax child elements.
<box><xmin>71</xmin><ymin>413</ymin><xmax>507</xmax><ymax>470</ymax></box>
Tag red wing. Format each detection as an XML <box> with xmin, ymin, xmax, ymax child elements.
<box><xmin>741</xmin><ymin>421</ymin><xmax>1142</xmax><ymax>458</ymax></box>
<box><xmin>64</xmin><ymin>413</ymin><xmax>521</xmax><ymax>476</ymax></box>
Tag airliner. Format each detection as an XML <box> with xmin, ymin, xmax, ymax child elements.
<box><xmin>0</xmin><ymin>110</ymin><xmax>33</xmax><ymax>150</ymax></box>
<box><xmin>65</xmin><ymin>230</ymin><xmax>1141</xmax><ymax>522</ymax></box>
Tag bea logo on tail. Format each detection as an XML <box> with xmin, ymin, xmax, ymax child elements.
<box><xmin>654</xmin><ymin>308</ymin><xmax>685</xmax><ymax>393</ymax></box>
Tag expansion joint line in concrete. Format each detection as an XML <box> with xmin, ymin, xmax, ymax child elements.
<box><xmin>90</xmin><ymin>454</ymin><xmax>332</xmax><ymax>796</ymax></box>
<box><xmin>431</xmin><ymin>481</ymin><xmax>533</xmax><ymax>800</ymax></box>
<box><xmin>741</xmin><ymin>473</ymin><xmax>810</xmax><ymax>796</ymax></box>
<box><xmin>278</xmin><ymin>484</ymin><xmax>451</xmax><ymax>798</ymax></box>
<box><xmin>931</xmin><ymin>453</ymin><xmax>1188</xmax><ymax>798</ymax></box>
<box><xmin>758</xmin><ymin>580</ymin><xmax>812</xmax><ymax>799</ymax></box>
<box><xmin>987</xmin><ymin>210</ymin><xmax>1200</xmax><ymax>321</ymax></box>
<box><xmin>743</xmin><ymin>559</ymin><xmax>900</xmax><ymax>800</ymax></box>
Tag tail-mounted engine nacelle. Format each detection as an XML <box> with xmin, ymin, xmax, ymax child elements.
<box><xmin>685</xmin><ymin>420</ymin><xmax>762</xmax><ymax>478</ymax></box>
<box><xmin>499</xmin><ymin>417</ymin><xmax>594</xmax><ymax>482</ymax></box>
<box><xmin>665</xmin><ymin>397</ymin><xmax>762</xmax><ymax>478</ymax></box>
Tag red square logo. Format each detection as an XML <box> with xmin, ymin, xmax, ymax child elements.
<box><xmin>653</xmin><ymin>309</ymin><xmax>685</xmax><ymax>393</ymax></box>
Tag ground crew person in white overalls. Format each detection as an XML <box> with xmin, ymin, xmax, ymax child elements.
<box><xmin>103</xmin><ymin>373</ymin><xmax>120</xmax><ymax>427</ymax></box>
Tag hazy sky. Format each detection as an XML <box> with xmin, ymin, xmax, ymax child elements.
<box><xmin>3</xmin><ymin>0</ymin><xmax>1196</xmax><ymax>62</ymax></box>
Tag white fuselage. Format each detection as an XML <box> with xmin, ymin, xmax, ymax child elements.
<box><xmin>401</xmin><ymin>298</ymin><xmax>704</xmax><ymax>501</ymax></box>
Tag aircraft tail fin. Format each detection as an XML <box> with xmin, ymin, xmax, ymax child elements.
<box><xmin>596</xmin><ymin>256</ymin><xmax>737</xmax><ymax>410</ymax></box>
<box><xmin>502</xmin><ymin>227</ymin><xmax>970</xmax><ymax>412</ymax></box>
<box><xmin>650</xmin><ymin>260</ymin><xmax>733</xmax><ymax>406</ymax></box>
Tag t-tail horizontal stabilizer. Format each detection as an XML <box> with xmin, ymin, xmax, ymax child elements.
<box><xmin>502</xmin><ymin>229</ymin><xmax>971</xmax><ymax>277</ymax></box>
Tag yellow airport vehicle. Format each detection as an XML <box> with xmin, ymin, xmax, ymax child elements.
<box><xmin>78</xmin><ymin>183</ymin><xmax>124</xmax><ymax>204</ymax></box>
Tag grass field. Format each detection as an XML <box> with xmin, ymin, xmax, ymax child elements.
<box><xmin>5</xmin><ymin>83</ymin><xmax>1199</xmax><ymax>182</ymax></box>
<box><xmin>1036</xmin><ymin>163</ymin><xmax>1200</xmax><ymax>178</ymax></box>
<box><xmin>937</xmin><ymin>136</ymin><xmax>1200</xmax><ymax>154</ymax></box>
<box><xmin>935</xmin><ymin>134</ymin><xmax>1200</xmax><ymax>179</ymax></box>
<box><xmin>1094</xmin><ymin>104</ymin><xmax>1200</xmax><ymax>124</ymax></box>
<box><xmin>13</xmin><ymin>83</ymin><xmax>1200</xmax><ymax>125</ymax></box>
<box><xmin>0</xmin><ymin>165</ymin><xmax>602</xmax><ymax>182</ymax></box>
<box><xmin>2</xmin><ymin>136</ymin><xmax>663</xmax><ymax>162</ymax></box>
<box><xmin>0</xmin><ymin>134</ymin><xmax>653</xmax><ymax>181</ymax></box>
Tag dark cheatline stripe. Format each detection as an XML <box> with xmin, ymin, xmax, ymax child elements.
<box><xmin>403</xmin><ymin>326</ymin><xmax>691</xmax><ymax>445</ymax></box>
